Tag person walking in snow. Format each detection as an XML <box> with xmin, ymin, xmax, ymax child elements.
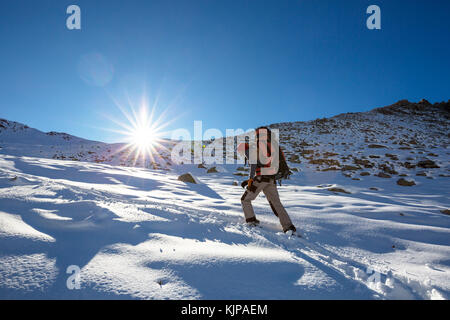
<box><xmin>237</xmin><ymin>127</ymin><xmax>297</xmax><ymax>234</ymax></box>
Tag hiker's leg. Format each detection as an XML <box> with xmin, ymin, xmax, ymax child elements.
<box><xmin>241</xmin><ymin>181</ymin><xmax>266</xmax><ymax>221</ymax></box>
<box><xmin>263</xmin><ymin>182</ymin><xmax>294</xmax><ymax>231</ymax></box>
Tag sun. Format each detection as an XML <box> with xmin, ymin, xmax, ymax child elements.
<box><xmin>130</xmin><ymin>125</ymin><xmax>156</xmax><ymax>151</ymax></box>
<box><xmin>117</xmin><ymin>104</ymin><xmax>168</xmax><ymax>165</ymax></box>
<box><xmin>102</xmin><ymin>94</ymin><xmax>178</xmax><ymax>167</ymax></box>
<box><xmin>127</xmin><ymin>107</ymin><xmax>158</xmax><ymax>151</ymax></box>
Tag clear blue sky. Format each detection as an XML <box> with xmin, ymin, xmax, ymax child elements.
<box><xmin>0</xmin><ymin>0</ymin><xmax>449</xmax><ymax>142</ymax></box>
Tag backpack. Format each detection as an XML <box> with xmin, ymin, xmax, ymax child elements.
<box><xmin>255</xmin><ymin>127</ymin><xmax>292</xmax><ymax>185</ymax></box>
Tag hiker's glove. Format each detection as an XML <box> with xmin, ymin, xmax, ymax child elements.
<box><xmin>240</xmin><ymin>178</ymin><xmax>253</xmax><ymax>189</ymax></box>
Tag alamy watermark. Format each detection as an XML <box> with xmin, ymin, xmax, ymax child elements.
<box><xmin>66</xmin><ymin>265</ymin><xmax>81</xmax><ymax>290</ymax></box>
<box><xmin>366</xmin><ymin>5</ymin><xmax>381</xmax><ymax>30</ymax></box>
<box><xmin>169</xmin><ymin>123</ymin><xmax>281</xmax><ymax>175</ymax></box>
<box><xmin>66</xmin><ymin>5</ymin><xmax>381</xmax><ymax>31</ymax></box>
<box><xmin>66</xmin><ymin>5</ymin><xmax>81</xmax><ymax>30</ymax></box>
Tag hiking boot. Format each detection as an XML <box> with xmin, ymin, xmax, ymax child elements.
<box><xmin>246</xmin><ymin>217</ymin><xmax>260</xmax><ymax>226</ymax></box>
<box><xmin>283</xmin><ymin>225</ymin><xmax>296</xmax><ymax>233</ymax></box>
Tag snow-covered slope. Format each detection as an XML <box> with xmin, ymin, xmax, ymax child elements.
<box><xmin>270</xmin><ymin>99</ymin><xmax>450</xmax><ymax>185</ymax></box>
<box><xmin>0</xmin><ymin>118</ymin><xmax>174</xmax><ymax>169</ymax></box>
<box><xmin>0</xmin><ymin>99</ymin><xmax>449</xmax><ymax>299</ymax></box>
<box><xmin>0</xmin><ymin>118</ymin><xmax>90</xmax><ymax>145</ymax></box>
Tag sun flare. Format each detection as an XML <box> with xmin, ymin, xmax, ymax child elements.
<box><xmin>130</xmin><ymin>125</ymin><xmax>156</xmax><ymax>151</ymax></box>
<box><xmin>127</xmin><ymin>107</ymin><xmax>158</xmax><ymax>151</ymax></box>
<box><xmin>103</xmin><ymin>94</ymin><xmax>178</xmax><ymax>167</ymax></box>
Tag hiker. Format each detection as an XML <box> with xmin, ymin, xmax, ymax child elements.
<box><xmin>237</xmin><ymin>127</ymin><xmax>297</xmax><ymax>234</ymax></box>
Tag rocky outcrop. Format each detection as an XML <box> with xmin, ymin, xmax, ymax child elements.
<box><xmin>397</xmin><ymin>178</ymin><xmax>416</xmax><ymax>186</ymax></box>
<box><xmin>178</xmin><ymin>173</ymin><xmax>197</xmax><ymax>184</ymax></box>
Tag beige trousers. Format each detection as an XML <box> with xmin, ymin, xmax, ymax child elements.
<box><xmin>241</xmin><ymin>178</ymin><xmax>294</xmax><ymax>231</ymax></box>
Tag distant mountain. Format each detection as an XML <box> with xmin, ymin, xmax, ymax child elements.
<box><xmin>266</xmin><ymin>99</ymin><xmax>449</xmax><ymax>180</ymax></box>
<box><xmin>0</xmin><ymin>118</ymin><xmax>99</xmax><ymax>145</ymax></box>
<box><xmin>0</xmin><ymin>118</ymin><xmax>173</xmax><ymax>169</ymax></box>
<box><xmin>1</xmin><ymin>99</ymin><xmax>449</xmax><ymax>179</ymax></box>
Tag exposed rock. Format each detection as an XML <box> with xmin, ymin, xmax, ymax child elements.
<box><xmin>403</xmin><ymin>162</ymin><xmax>416</xmax><ymax>169</ymax></box>
<box><xmin>207</xmin><ymin>167</ymin><xmax>218</xmax><ymax>173</ymax></box>
<box><xmin>368</xmin><ymin>144</ymin><xmax>387</xmax><ymax>149</ymax></box>
<box><xmin>322</xmin><ymin>167</ymin><xmax>340</xmax><ymax>171</ymax></box>
<box><xmin>385</xmin><ymin>153</ymin><xmax>399</xmax><ymax>161</ymax></box>
<box><xmin>360</xmin><ymin>172</ymin><xmax>370</xmax><ymax>176</ymax></box>
<box><xmin>298</xmin><ymin>141</ymin><xmax>311</xmax><ymax>147</ymax></box>
<box><xmin>178</xmin><ymin>173</ymin><xmax>197</xmax><ymax>184</ymax></box>
<box><xmin>309</xmin><ymin>158</ymin><xmax>340</xmax><ymax>166</ymax></box>
<box><xmin>289</xmin><ymin>154</ymin><xmax>301</xmax><ymax>163</ymax></box>
<box><xmin>327</xmin><ymin>187</ymin><xmax>351</xmax><ymax>194</ymax></box>
<box><xmin>376</xmin><ymin>172</ymin><xmax>391</xmax><ymax>178</ymax></box>
<box><xmin>354</xmin><ymin>158</ymin><xmax>374</xmax><ymax>168</ymax></box>
<box><xmin>417</xmin><ymin>159</ymin><xmax>439</xmax><ymax>168</ymax></box>
<box><xmin>322</xmin><ymin>152</ymin><xmax>339</xmax><ymax>157</ymax></box>
<box><xmin>341</xmin><ymin>165</ymin><xmax>361</xmax><ymax>171</ymax></box>
<box><xmin>300</xmin><ymin>150</ymin><xmax>315</xmax><ymax>156</ymax></box>
<box><xmin>342</xmin><ymin>173</ymin><xmax>352</xmax><ymax>178</ymax></box>
<box><xmin>198</xmin><ymin>163</ymin><xmax>206</xmax><ymax>169</ymax></box>
<box><xmin>397</xmin><ymin>178</ymin><xmax>416</xmax><ymax>186</ymax></box>
<box><xmin>373</xmin><ymin>98</ymin><xmax>442</xmax><ymax>116</ymax></box>
<box><xmin>379</xmin><ymin>163</ymin><xmax>398</xmax><ymax>175</ymax></box>
<box><xmin>441</xmin><ymin>209</ymin><xmax>450</xmax><ymax>215</ymax></box>
<box><xmin>418</xmin><ymin>99</ymin><xmax>431</xmax><ymax>106</ymax></box>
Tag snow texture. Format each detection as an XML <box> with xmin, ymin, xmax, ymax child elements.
<box><xmin>0</xmin><ymin>101</ymin><xmax>449</xmax><ymax>299</ymax></box>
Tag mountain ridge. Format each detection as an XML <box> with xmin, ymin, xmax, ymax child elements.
<box><xmin>1</xmin><ymin>99</ymin><xmax>449</xmax><ymax>177</ymax></box>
